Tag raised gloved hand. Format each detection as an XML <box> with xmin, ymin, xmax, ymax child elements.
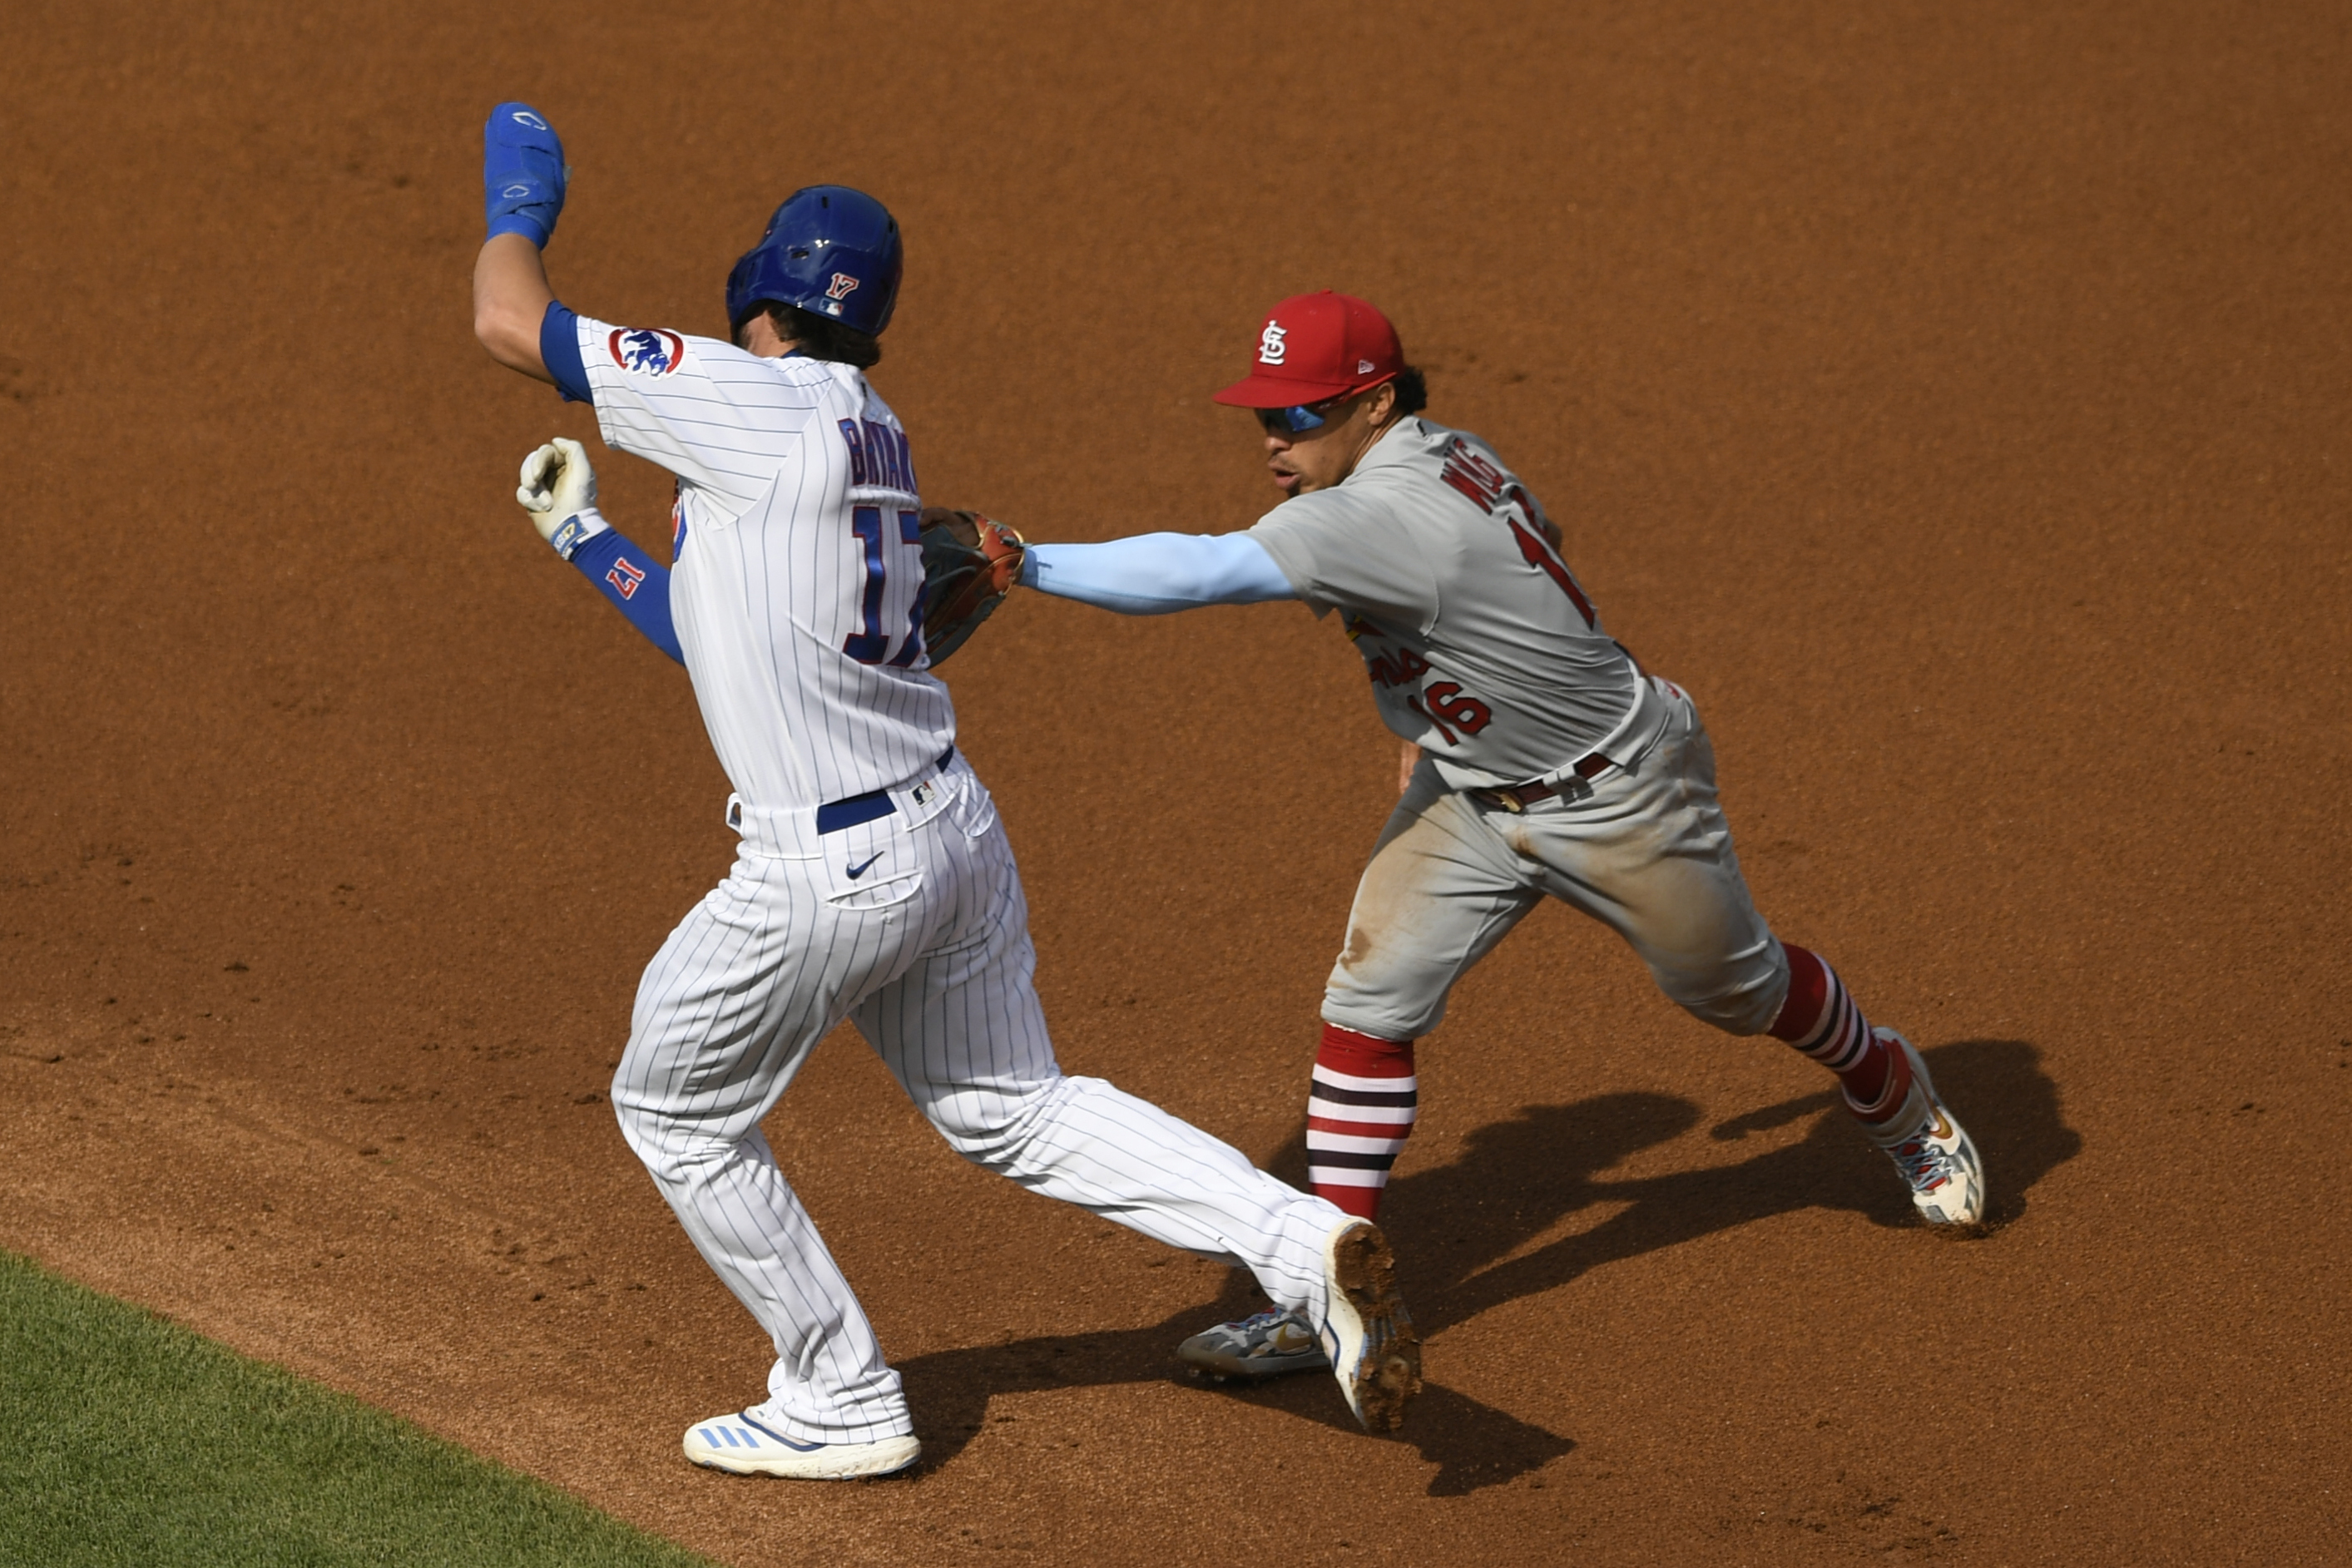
<box><xmin>516</xmin><ymin>438</ymin><xmax>608</xmax><ymax>559</ymax></box>
<box><xmin>918</xmin><ymin>509</ymin><xmax>1025</xmax><ymax>665</ymax></box>
<box><xmin>483</xmin><ymin>101</ymin><xmax>569</xmax><ymax>247</ymax></box>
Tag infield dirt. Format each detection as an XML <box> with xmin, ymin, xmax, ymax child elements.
<box><xmin>2</xmin><ymin>2</ymin><xmax>2346</xmax><ymax>1564</ymax></box>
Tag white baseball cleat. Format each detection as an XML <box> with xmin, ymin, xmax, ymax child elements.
<box><xmin>1177</xmin><ymin>1308</ymin><xmax>1331</xmax><ymax>1381</ymax></box>
<box><xmin>1319</xmin><ymin>1219</ymin><xmax>1421</xmax><ymax>1432</ymax></box>
<box><xmin>683</xmin><ymin>1409</ymin><xmax>919</xmax><ymax>1480</ymax></box>
<box><xmin>1857</xmin><ymin>1029</ymin><xmax>1987</xmax><ymax>1229</ymax></box>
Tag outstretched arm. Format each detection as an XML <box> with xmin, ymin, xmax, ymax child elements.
<box><xmin>1020</xmin><ymin>532</ymin><xmax>1295</xmax><ymax>615</ymax></box>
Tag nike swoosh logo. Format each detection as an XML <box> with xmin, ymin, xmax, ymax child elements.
<box><xmin>845</xmin><ymin>853</ymin><xmax>884</xmax><ymax>880</ymax></box>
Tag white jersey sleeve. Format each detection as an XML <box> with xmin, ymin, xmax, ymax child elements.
<box><xmin>575</xmin><ymin>317</ymin><xmax>807</xmax><ymax>515</ymax></box>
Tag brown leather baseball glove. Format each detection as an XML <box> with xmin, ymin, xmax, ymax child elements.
<box><xmin>918</xmin><ymin>507</ymin><xmax>1025</xmax><ymax>665</ymax></box>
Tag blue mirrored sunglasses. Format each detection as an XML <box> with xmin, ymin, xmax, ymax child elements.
<box><xmin>1255</xmin><ymin>397</ymin><xmax>1345</xmax><ymax>435</ymax></box>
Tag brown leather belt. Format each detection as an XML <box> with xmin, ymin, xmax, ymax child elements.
<box><xmin>1465</xmin><ymin>670</ymin><xmax>1675</xmax><ymax>815</ymax></box>
<box><xmin>1468</xmin><ymin>749</ymin><xmax>1615</xmax><ymax>814</ymax></box>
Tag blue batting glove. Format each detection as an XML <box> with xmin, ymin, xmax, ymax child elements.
<box><xmin>483</xmin><ymin>101</ymin><xmax>567</xmax><ymax>247</ymax></box>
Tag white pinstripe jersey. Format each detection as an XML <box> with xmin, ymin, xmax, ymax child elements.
<box><xmin>579</xmin><ymin>316</ymin><xmax>954</xmax><ymax>811</ymax></box>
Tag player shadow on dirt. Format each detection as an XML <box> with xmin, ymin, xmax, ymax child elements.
<box><xmin>1382</xmin><ymin>1036</ymin><xmax>2076</xmax><ymax>1342</ymax></box>
<box><xmin>893</xmin><ymin>1284</ymin><xmax>1577</xmax><ymax>1498</ymax></box>
<box><xmin>895</xmin><ymin>1037</ymin><xmax>2072</xmax><ymax>1496</ymax></box>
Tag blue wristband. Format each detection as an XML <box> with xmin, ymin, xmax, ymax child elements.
<box><xmin>483</xmin><ymin>101</ymin><xmax>568</xmax><ymax>247</ymax></box>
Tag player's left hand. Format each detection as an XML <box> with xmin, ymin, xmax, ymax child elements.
<box><xmin>483</xmin><ymin>101</ymin><xmax>569</xmax><ymax>247</ymax></box>
<box><xmin>516</xmin><ymin>438</ymin><xmax>607</xmax><ymax>559</ymax></box>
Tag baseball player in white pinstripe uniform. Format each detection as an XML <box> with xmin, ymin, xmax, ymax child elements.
<box><xmin>468</xmin><ymin>106</ymin><xmax>1419</xmax><ymax>1477</ymax></box>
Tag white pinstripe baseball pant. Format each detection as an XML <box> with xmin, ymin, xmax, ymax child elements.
<box><xmin>612</xmin><ymin>754</ymin><xmax>1348</xmax><ymax>1443</ymax></box>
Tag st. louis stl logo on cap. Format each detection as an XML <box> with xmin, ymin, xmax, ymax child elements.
<box><xmin>1259</xmin><ymin>322</ymin><xmax>1288</xmax><ymax>365</ymax></box>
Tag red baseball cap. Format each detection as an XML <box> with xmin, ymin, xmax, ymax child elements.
<box><xmin>1211</xmin><ymin>291</ymin><xmax>1404</xmax><ymax>408</ymax></box>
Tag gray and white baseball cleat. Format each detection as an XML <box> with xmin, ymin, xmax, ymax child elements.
<box><xmin>1177</xmin><ymin>1308</ymin><xmax>1331</xmax><ymax>1382</ymax></box>
<box><xmin>1858</xmin><ymin>1029</ymin><xmax>1987</xmax><ymax>1229</ymax></box>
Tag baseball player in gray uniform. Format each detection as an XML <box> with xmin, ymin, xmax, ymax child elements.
<box><xmin>1016</xmin><ymin>289</ymin><xmax>1985</xmax><ymax>1381</ymax></box>
<box><xmin>468</xmin><ymin>108</ymin><xmax>1419</xmax><ymax>1474</ymax></box>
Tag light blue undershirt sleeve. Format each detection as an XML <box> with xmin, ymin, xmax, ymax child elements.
<box><xmin>1020</xmin><ymin>533</ymin><xmax>1296</xmax><ymax>616</ymax></box>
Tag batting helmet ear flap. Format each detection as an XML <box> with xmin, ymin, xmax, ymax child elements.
<box><xmin>725</xmin><ymin>185</ymin><xmax>904</xmax><ymax>338</ymax></box>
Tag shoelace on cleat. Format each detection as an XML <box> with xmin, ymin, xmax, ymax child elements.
<box><xmin>1888</xmin><ymin>1135</ymin><xmax>1954</xmax><ymax>1193</ymax></box>
<box><xmin>1214</xmin><ymin>1309</ymin><xmax>1318</xmax><ymax>1357</ymax></box>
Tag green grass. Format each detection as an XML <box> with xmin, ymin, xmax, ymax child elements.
<box><xmin>0</xmin><ymin>1250</ymin><xmax>715</xmax><ymax>1568</ymax></box>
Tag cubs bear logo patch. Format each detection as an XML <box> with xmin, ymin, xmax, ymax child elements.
<box><xmin>608</xmin><ymin>327</ymin><xmax>686</xmax><ymax>376</ymax></box>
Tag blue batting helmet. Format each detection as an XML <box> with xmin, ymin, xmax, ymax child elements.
<box><xmin>725</xmin><ymin>185</ymin><xmax>904</xmax><ymax>339</ymax></box>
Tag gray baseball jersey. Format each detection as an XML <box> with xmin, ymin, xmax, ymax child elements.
<box><xmin>1248</xmin><ymin>417</ymin><xmax>1640</xmax><ymax>791</ymax></box>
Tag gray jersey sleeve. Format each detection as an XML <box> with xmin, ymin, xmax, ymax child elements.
<box><xmin>1248</xmin><ymin>489</ymin><xmax>1442</xmax><ymax>633</ymax></box>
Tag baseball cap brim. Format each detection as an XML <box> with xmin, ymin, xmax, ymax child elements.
<box><xmin>1211</xmin><ymin>368</ymin><xmax>1394</xmax><ymax>408</ymax></box>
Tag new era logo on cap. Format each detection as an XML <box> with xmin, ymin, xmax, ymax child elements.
<box><xmin>1213</xmin><ymin>291</ymin><xmax>1404</xmax><ymax>410</ymax></box>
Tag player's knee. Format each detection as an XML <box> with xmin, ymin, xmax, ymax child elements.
<box><xmin>1323</xmin><ymin>962</ymin><xmax>1449</xmax><ymax>1041</ymax></box>
<box><xmin>607</xmin><ymin>1078</ymin><xmax>731</xmax><ymax>1178</ymax></box>
<box><xmin>1326</xmin><ymin>926</ymin><xmax>1442</xmax><ymax>1030</ymax></box>
<box><xmin>607</xmin><ymin>1086</ymin><xmax>669</xmax><ymax>1165</ymax></box>
<box><xmin>911</xmin><ymin>1071</ymin><xmax>1065</xmax><ymax>1162</ymax></box>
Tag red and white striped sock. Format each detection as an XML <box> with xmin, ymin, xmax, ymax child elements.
<box><xmin>1770</xmin><ymin>945</ymin><xmax>1907</xmax><ymax>1121</ymax></box>
<box><xmin>1305</xmin><ymin>1024</ymin><xmax>1419</xmax><ymax>1219</ymax></box>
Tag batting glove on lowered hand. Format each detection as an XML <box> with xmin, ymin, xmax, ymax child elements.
<box><xmin>516</xmin><ymin>438</ymin><xmax>609</xmax><ymax>560</ymax></box>
<box><xmin>483</xmin><ymin>101</ymin><xmax>569</xmax><ymax>246</ymax></box>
